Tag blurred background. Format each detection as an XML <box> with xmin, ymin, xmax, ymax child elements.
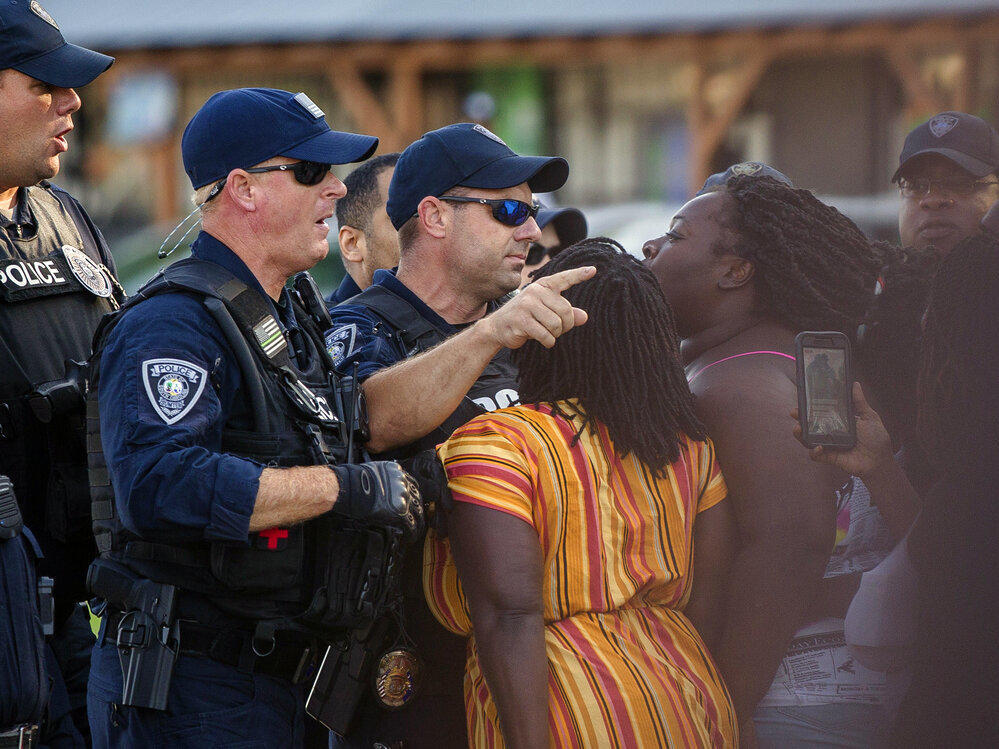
<box><xmin>44</xmin><ymin>0</ymin><xmax>999</xmax><ymax>291</ymax></box>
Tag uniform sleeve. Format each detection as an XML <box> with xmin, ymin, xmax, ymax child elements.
<box><xmin>695</xmin><ymin>437</ymin><xmax>728</xmax><ymax>514</ymax></box>
<box><xmin>435</xmin><ymin>413</ymin><xmax>535</xmax><ymax>527</ymax></box>
<box><xmin>98</xmin><ymin>294</ymin><xmax>262</xmax><ymax>544</ymax></box>
<box><xmin>324</xmin><ymin>304</ymin><xmax>403</xmax><ymax>381</ymax></box>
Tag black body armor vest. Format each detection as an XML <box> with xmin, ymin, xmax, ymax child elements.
<box><xmin>0</xmin><ymin>184</ymin><xmax>123</xmax><ymax>609</ymax></box>
<box><xmin>89</xmin><ymin>259</ymin><xmax>398</xmax><ymax>631</ymax></box>
<box><xmin>346</xmin><ymin>284</ymin><xmax>520</xmax><ymax>459</ymax></box>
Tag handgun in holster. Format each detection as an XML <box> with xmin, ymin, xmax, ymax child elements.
<box><xmin>306</xmin><ymin>616</ymin><xmax>392</xmax><ymax>736</ymax></box>
<box><xmin>87</xmin><ymin>558</ymin><xmax>179</xmax><ymax>711</ymax></box>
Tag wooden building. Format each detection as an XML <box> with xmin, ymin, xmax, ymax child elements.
<box><xmin>46</xmin><ymin>0</ymin><xmax>999</xmax><ymax>235</ymax></box>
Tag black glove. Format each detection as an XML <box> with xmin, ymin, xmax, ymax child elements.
<box><xmin>330</xmin><ymin>461</ymin><xmax>424</xmax><ymax>541</ymax></box>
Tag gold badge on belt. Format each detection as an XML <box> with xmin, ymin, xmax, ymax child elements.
<box><xmin>374</xmin><ymin>648</ymin><xmax>421</xmax><ymax>709</ymax></box>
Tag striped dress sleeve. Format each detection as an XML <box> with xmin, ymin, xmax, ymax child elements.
<box><xmin>695</xmin><ymin>437</ymin><xmax>728</xmax><ymax>514</ymax></box>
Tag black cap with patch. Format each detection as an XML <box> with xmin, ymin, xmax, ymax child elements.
<box><xmin>893</xmin><ymin>111</ymin><xmax>999</xmax><ymax>182</ymax></box>
<box><xmin>0</xmin><ymin>0</ymin><xmax>113</xmax><ymax>88</ymax></box>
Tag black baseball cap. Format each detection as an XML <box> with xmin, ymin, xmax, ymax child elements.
<box><xmin>537</xmin><ymin>204</ymin><xmax>588</xmax><ymax>247</ymax></box>
<box><xmin>696</xmin><ymin>162</ymin><xmax>793</xmax><ymax>196</ymax></box>
<box><xmin>0</xmin><ymin>0</ymin><xmax>113</xmax><ymax>88</ymax></box>
<box><xmin>893</xmin><ymin>112</ymin><xmax>999</xmax><ymax>182</ymax></box>
<box><xmin>387</xmin><ymin>123</ymin><xmax>569</xmax><ymax>230</ymax></box>
<box><xmin>182</xmin><ymin>88</ymin><xmax>378</xmax><ymax>190</ymax></box>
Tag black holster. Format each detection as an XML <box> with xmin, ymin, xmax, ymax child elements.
<box><xmin>87</xmin><ymin>558</ymin><xmax>179</xmax><ymax>711</ymax></box>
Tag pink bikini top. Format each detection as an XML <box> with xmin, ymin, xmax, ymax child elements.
<box><xmin>687</xmin><ymin>350</ymin><xmax>795</xmax><ymax>383</ymax></box>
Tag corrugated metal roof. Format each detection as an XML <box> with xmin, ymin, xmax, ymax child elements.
<box><xmin>43</xmin><ymin>0</ymin><xmax>999</xmax><ymax>51</ymax></box>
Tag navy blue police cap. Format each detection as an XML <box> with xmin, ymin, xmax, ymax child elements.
<box><xmin>182</xmin><ymin>88</ymin><xmax>379</xmax><ymax>190</ymax></box>
<box><xmin>696</xmin><ymin>162</ymin><xmax>793</xmax><ymax>196</ymax></box>
<box><xmin>0</xmin><ymin>0</ymin><xmax>113</xmax><ymax>88</ymax></box>
<box><xmin>387</xmin><ymin>123</ymin><xmax>569</xmax><ymax>230</ymax></box>
<box><xmin>537</xmin><ymin>204</ymin><xmax>588</xmax><ymax>247</ymax></box>
<box><xmin>893</xmin><ymin>111</ymin><xmax>999</xmax><ymax>182</ymax></box>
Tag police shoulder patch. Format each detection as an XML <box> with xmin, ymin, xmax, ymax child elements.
<box><xmin>325</xmin><ymin>324</ymin><xmax>357</xmax><ymax>369</ymax></box>
<box><xmin>141</xmin><ymin>358</ymin><xmax>208</xmax><ymax>425</ymax></box>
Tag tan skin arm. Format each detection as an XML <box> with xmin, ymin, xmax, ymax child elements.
<box><xmin>684</xmin><ymin>499</ymin><xmax>738</xmax><ymax>652</ymax></box>
<box><xmin>362</xmin><ymin>266</ymin><xmax>594</xmax><ymax>453</ymax></box>
<box><xmin>448</xmin><ymin>501</ymin><xmax>549</xmax><ymax>749</ymax></box>
<box><xmin>247</xmin><ymin>465</ymin><xmax>338</xmax><ymax>531</ymax></box>
<box><xmin>694</xmin><ymin>364</ymin><xmax>841</xmax><ymax>726</ymax></box>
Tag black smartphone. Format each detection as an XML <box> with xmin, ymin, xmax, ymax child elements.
<box><xmin>795</xmin><ymin>331</ymin><xmax>856</xmax><ymax>449</ymax></box>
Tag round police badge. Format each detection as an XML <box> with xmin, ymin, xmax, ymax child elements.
<box><xmin>374</xmin><ymin>649</ymin><xmax>421</xmax><ymax>709</ymax></box>
<box><xmin>62</xmin><ymin>245</ymin><xmax>112</xmax><ymax>298</ymax></box>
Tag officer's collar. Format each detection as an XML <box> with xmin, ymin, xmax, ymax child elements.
<box><xmin>0</xmin><ymin>187</ymin><xmax>38</xmax><ymax>237</ymax></box>
<box><xmin>372</xmin><ymin>268</ymin><xmax>505</xmax><ymax>335</ymax></box>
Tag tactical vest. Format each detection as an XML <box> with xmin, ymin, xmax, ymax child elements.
<box><xmin>88</xmin><ymin>258</ymin><xmax>393</xmax><ymax>629</ymax></box>
<box><xmin>341</xmin><ymin>283</ymin><xmax>519</xmax><ymax>740</ymax></box>
<box><xmin>0</xmin><ymin>184</ymin><xmax>123</xmax><ymax>606</ymax></box>
<box><xmin>345</xmin><ymin>284</ymin><xmax>520</xmax><ymax>459</ymax></box>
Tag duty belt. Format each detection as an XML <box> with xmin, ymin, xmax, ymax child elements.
<box><xmin>103</xmin><ymin>612</ymin><xmax>318</xmax><ymax>684</ymax></box>
<box><xmin>0</xmin><ymin>724</ymin><xmax>38</xmax><ymax>749</ymax></box>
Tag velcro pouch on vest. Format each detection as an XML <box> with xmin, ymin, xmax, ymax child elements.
<box><xmin>300</xmin><ymin>515</ymin><xmax>404</xmax><ymax>632</ymax></box>
<box><xmin>209</xmin><ymin>525</ymin><xmax>306</xmax><ymax>602</ymax></box>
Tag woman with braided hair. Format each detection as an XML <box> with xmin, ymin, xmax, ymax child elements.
<box><xmin>644</xmin><ymin>175</ymin><xmax>901</xmax><ymax>747</ymax></box>
<box><xmin>423</xmin><ymin>239</ymin><xmax>739</xmax><ymax>747</ymax></box>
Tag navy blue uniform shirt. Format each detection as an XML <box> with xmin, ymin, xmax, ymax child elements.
<box><xmin>325</xmin><ymin>268</ymin><xmax>463</xmax><ymax>380</ymax></box>
<box><xmin>98</xmin><ymin>232</ymin><xmax>309</xmax><ymax>545</ymax></box>
<box><xmin>325</xmin><ymin>272</ymin><xmax>362</xmax><ymax>307</ymax></box>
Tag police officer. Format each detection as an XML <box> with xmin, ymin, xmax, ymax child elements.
<box><xmin>327</xmin><ymin>153</ymin><xmax>401</xmax><ymax>305</ymax></box>
<box><xmin>326</xmin><ymin>123</ymin><xmax>594</xmax><ymax>748</ymax></box>
<box><xmin>0</xmin><ymin>0</ymin><xmax>115</xmax><ymax>742</ymax></box>
<box><xmin>895</xmin><ymin>111</ymin><xmax>999</xmax><ymax>255</ymax></box>
<box><xmin>86</xmin><ymin>88</ymin><xmax>421</xmax><ymax>746</ymax></box>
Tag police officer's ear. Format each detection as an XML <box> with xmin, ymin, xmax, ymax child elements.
<box><xmin>225</xmin><ymin>170</ymin><xmax>259</xmax><ymax>212</ymax></box>
<box><xmin>338</xmin><ymin>224</ymin><xmax>367</xmax><ymax>263</ymax></box>
<box><xmin>718</xmin><ymin>256</ymin><xmax>754</xmax><ymax>290</ymax></box>
<box><xmin>416</xmin><ymin>196</ymin><xmax>448</xmax><ymax>239</ymax></box>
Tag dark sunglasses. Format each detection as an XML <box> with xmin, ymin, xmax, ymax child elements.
<box><xmin>526</xmin><ymin>242</ymin><xmax>562</xmax><ymax>266</ymax></box>
<box><xmin>439</xmin><ymin>196</ymin><xmax>540</xmax><ymax>227</ymax></box>
<box><xmin>204</xmin><ymin>160</ymin><xmax>332</xmax><ymax>203</ymax></box>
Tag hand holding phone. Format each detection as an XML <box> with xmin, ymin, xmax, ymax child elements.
<box><xmin>795</xmin><ymin>331</ymin><xmax>856</xmax><ymax>450</ymax></box>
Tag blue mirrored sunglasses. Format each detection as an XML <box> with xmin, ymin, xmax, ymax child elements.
<box><xmin>440</xmin><ymin>196</ymin><xmax>540</xmax><ymax>227</ymax></box>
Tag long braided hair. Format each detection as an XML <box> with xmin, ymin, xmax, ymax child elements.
<box><xmin>514</xmin><ymin>238</ymin><xmax>705</xmax><ymax>474</ymax></box>
<box><xmin>714</xmin><ymin>175</ymin><xmax>894</xmax><ymax>334</ymax></box>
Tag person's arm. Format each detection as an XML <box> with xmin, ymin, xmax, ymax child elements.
<box><xmin>685</xmin><ymin>499</ymin><xmax>737</xmax><ymax>653</ymax></box>
<box><xmin>362</xmin><ymin>266</ymin><xmax>595</xmax><ymax>453</ymax></box>
<box><xmin>448</xmin><ymin>501</ymin><xmax>549</xmax><ymax>749</ymax></box>
<box><xmin>793</xmin><ymin>382</ymin><xmax>920</xmax><ymax>542</ymax></box>
<box><xmin>694</xmin><ymin>367</ymin><xmax>841</xmax><ymax>725</ymax></box>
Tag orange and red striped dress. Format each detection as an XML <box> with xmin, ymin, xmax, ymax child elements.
<box><xmin>424</xmin><ymin>402</ymin><xmax>738</xmax><ymax>748</ymax></box>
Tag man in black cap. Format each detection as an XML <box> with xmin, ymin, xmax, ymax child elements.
<box><xmin>894</xmin><ymin>111</ymin><xmax>999</xmax><ymax>255</ymax></box>
<box><xmin>0</xmin><ymin>1</ymin><xmax>117</xmax><ymax>743</ymax></box>
<box><xmin>518</xmin><ymin>202</ymin><xmax>587</xmax><ymax>288</ymax></box>
<box><xmin>326</xmin><ymin>123</ymin><xmax>593</xmax><ymax>748</ymax></box>
<box><xmin>86</xmin><ymin>88</ymin><xmax>422</xmax><ymax>746</ymax></box>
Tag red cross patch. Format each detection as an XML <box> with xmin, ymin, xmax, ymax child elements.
<box><xmin>255</xmin><ymin>528</ymin><xmax>289</xmax><ymax>550</ymax></box>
